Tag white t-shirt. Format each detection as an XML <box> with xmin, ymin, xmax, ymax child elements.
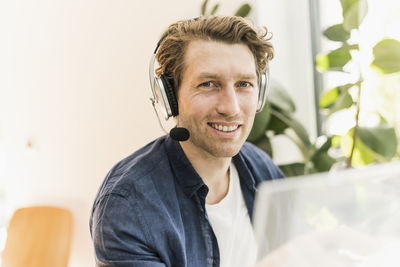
<box><xmin>205</xmin><ymin>162</ymin><xmax>258</xmax><ymax>267</ymax></box>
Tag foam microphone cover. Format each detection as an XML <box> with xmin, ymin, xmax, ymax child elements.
<box><xmin>170</xmin><ymin>127</ymin><xmax>190</xmax><ymax>141</ymax></box>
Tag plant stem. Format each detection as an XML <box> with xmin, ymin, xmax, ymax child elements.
<box><xmin>347</xmin><ymin>81</ymin><xmax>362</xmax><ymax>168</ymax></box>
<box><xmin>269</xmin><ymin>109</ymin><xmax>312</xmax><ymax>165</ymax></box>
<box><xmin>284</xmin><ymin>132</ymin><xmax>310</xmax><ymax>163</ymax></box>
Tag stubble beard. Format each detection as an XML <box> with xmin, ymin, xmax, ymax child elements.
<box><xmin>180</xmin><ymin>116</ymin><xmax>251</xmax><ymax>158</ymax></box>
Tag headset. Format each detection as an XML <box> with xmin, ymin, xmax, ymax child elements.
<box><xmin>149</xmin><ymin>33</ymin><xmax>271</xmax><ymax>122</ymax></box>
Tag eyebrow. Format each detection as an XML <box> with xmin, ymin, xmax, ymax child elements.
<box><xmin>238</xmin><ymin>74</ymin><xmax>257</xmax><ymax>80</ymax></box>
<box><xmin>197</xmin><ymin>72</ymin><xmax>257</xmax><ymax>80</ymax></box>
<box><xmin>196</xmin><ymin>73</ymin><xmax>218</xmax><ymax>80</ymax></box>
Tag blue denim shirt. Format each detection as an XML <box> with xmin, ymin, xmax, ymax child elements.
<box><xmin>90</xmin><ymin>135</ymin><xmax>284</xmax><ymax>267</ymax></box>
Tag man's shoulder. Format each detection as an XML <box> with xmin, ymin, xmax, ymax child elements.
<box><xmin>240</xmin><ymin>141</ymin><xmax>274</xmax><ymax>164</ymax></box>
<box><xmin>97</xmin><ymin>136</ymin><xmax>171</xmax><ymax>198</ymax></box>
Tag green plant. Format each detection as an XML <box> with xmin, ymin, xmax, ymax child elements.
<box><xmin>248</xmin><ymin>0</ymin><xmax>400</xmax><ymax>176</ymax></box>
<box><xmin>316</xmin><ymin>0</ymin><xmax>400</xmax><ymax>168</ymax></box>
<box><xmin>248</xmin><ymin>81</ymin><xmax>336</xmax><ymax>176</ymax></box>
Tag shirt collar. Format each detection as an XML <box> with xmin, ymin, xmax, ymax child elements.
<box><xmin>233</xmin><ymin>152</ymin><xmax>257</xmax><ymax>193</ymax></box>
<box><xmin>164</xmin><ymin>136</ymin><xmax>206</xmax><ymax>199</ymax></box>
<box><xmin>164</xmin><ymin>136</ymin><xmax>257</xmax><ymax>198</ymax></box>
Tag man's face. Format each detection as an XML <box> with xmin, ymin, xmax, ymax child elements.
<box><xmin>177</xmin><ymin>40</ymin><xmax>259</xmax><ymax>158</ymax></box>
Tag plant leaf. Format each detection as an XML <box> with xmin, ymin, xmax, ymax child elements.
<box><xmin>267</xmin><ymin>112</ymin><xmax>288</xmax><ymax>134</ymax></box>
<box><xmin>340</xmin><ymin>0</ymin><xmax>358</xmax><ymax>15</ymax></box>
<box><xmin>319</xmin><ymin>87</ymin><xmax>340</xmax><ymax>108</ymax></box>
<box><xmin>210</xmin><ymin>3</ymin><xmax>219</xmax><ymax>15</ymax></box>
<box><xmin>342</xmin><ymin>0</ymin><xmax>368</xmax><ymax>31</ymax></box>
<box><xmin>358</xmin><ymin>126</ymin><xmax>398</xmax><ymax>158</ymax></box>
<box><xmin>345</xmin><ymin>44</ymin><xmax>360</xmax><ymax>50</ymax></box>
<box><xmin>316</xmin><ymin>46</ymin><xmax>352</xmax><ymax>72</ymax></box>
<box><xmin>270</xmin><ymin>109</ymin><xmax>312</xmax><ymax>148</ymax></box>
<box><xmin>254</xmin><ymin>135</ymin><xmax>273</xmax><ymax>157</ymax></box>
<box><xmin>234</xmin><ymin>3</ymin><xmax>251</xmax><ymax>17</ymax></box>
<box><xmin>332</xmin><ymin>135</ymin><xmax>342</xmax><ymax>147</ymax></box>
<box><xmin>323</xmin><ymin>24</ymin><xmax>350</xmax><ymax>42</ymax></box>
<box><xmin>248</xmin><ymin>101</ymin><xmax>271</xmax><ymax>142</ymax></box>
<box><xmin>352</xmin><ymin>139</ymin><xmax>375</xmax><ymax>167</ymax></box>
<box><xmin>371</xmin><ymin>39</ymin><xmax>400</xmax><ymax>74</ymax></box>
<box><xmin>340</xmin><ymin>128</ymin><xmax>375</xmax><ymax>167</ymax></box>
<box><xmin>319</xmin><ymin>83</ymin><xmax>357</xmax><ymax>111</ymax></box>
<box><xmin>268</xmin><ymin>82</ymin><xmax>296</xmax><ymax>113</ymax></box>
<box><xmin>278</xmin><ymin>163</ymin><xmax>306</xmax><ymax>177</ymax></box>
<box><xmin>319</xmin><ymin>137</ymin><xmax>333</xmax><ymax>152</ymax></box>
<box><xmin>311</xmin><ymin>138</ymin><xmax>336</xmax><ymax>172</ymax></box>
<box><xmin>312</xmin><ymin>152</ymin><xmax>336</xmax><ymax>172</ymax></box>
<box><xmin>327</xmin><ymin>90</ymin><xmax>353</xmax><ymax>115</ymax></box>
<box><xmin>201</xmin><ymin>0</ymin><xmax>209</xmax><ymax>15</ymax></box>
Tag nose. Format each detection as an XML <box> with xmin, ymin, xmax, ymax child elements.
<box><xmin>216</xmin><ymin>85</ymin><xmax>240</xmax><ymax>116</ymax></box>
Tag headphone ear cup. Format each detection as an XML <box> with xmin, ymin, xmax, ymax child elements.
<box><xmin>256</xmin><ymin>73</ymin><xmax>268</xmax><ymax>112</ymax></box>
<box><xmin>160</xmin><ymin>75</ymin><xmax>179</xmax><ymax>116</ymax></box>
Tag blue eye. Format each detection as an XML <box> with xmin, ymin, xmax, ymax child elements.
<box><xmin>200</xmin><ymin>81</ymin><xmax>213</xmax><ymax>87</ymax></box>
<box><xmin>238</xmin><ymin>81</ymin><xmax>251</xmax><ymax>88</ymax></box>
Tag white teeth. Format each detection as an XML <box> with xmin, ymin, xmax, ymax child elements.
<box><xmin>210</xmin><ymin>123</ymin><xmax>239</xmax><ymax>132</ymax></box>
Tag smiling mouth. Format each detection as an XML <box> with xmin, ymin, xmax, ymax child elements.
<box><xmin>208</xmin><ymin>123</ymin><xmax>240</xmax><ymax>132</ymax></box>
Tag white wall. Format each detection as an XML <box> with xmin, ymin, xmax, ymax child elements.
<box><xmin>256</xmin><ymin>0</ymin><xmax>317</xmax><ymax>164</ymax></box>
<box><xmin>0</xmin><ymin>0</ymin><xmax>260</xmax><ymax>266</ymax></box>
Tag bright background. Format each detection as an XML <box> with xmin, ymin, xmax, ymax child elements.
<box><xmin>3</xmin><ymin>0</ymin><xmax>398</xmax><ymax>265</ymax></box>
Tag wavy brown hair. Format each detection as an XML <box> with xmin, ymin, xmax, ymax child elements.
<box><xmin>156</xmin><ymin>15</ymin><xmax>274</xmax><ymax>91</ymax></box>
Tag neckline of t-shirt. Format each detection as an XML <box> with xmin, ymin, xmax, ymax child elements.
<box><xmin>206</xmin><ymin>162</ymin><xmax>237</xmax><ymax>208</ymax></box>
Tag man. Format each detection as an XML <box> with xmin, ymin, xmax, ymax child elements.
<box><xmin>90</xmin><ymin>15</ymin><xmax>284</xmax><ymax>267</ymax></box>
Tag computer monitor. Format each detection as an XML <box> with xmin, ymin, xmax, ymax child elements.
<box><xmin>253</xmin><ymin>161</ymin><xmax>400</xmax><ymax>266</ymax></box>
